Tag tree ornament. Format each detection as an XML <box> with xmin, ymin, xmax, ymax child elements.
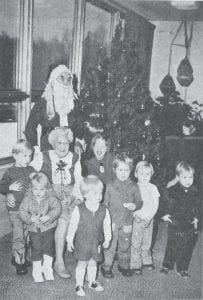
<box><xmin>99</xmin><ymin>162</ymin><xmax>105</xmax><ymax>173</ymax></box>
<box><xmin>140</xmin><ymin>103</ymin><xmax>145</xmax><ymax>110</ymax></box>
<box><xmin>145</xmin><ymin>119</ymin><xmax>151</xmax><ymax>126</ymax></box>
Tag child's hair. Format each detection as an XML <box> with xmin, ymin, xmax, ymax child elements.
<box><xmin>80</xmin><ymin>175</ymin><xmax>103</xmax><ymax>196</ymax></box>
<box><xmin>135</xmin><ymin>160</ymin><xmax>154</xmax><ymax>177</ymax></box>
<box><xmin>30</xmin><ymin>172</ymin><xmax>50</xmax><ymax>189</ymax></box>
<box><xmin>90</xmin><ymin>133</ymin><xmax>111</xmax><ymax>152</ymax></box>
<box><xmin>12</xmin><ymin>139</ymin><xmax>33</xmax><ymax>155</ymax></box>
<box><xmin>175</xmin><ymin>161</ymin><xmax>194</xmax><ymax>176</ymax></box>
<box><xmin>113</xmin><ymin>152</ymin><xmax>134</xmax><ymax>171</ymax></box>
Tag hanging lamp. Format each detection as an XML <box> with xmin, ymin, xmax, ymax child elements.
<box><xmin>177</xmin><ymin>21</ymin><xmax>194</xmax><ymax>87</ymax></box>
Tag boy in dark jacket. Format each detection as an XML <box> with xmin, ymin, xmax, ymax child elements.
<box><xmin>160</xmin><ymin>161</ymin><xmax>200</xmax><ymax>278</ymax></box>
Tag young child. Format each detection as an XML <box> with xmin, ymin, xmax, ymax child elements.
<box><xmin>19</xmin><ymin>172</ymin><xmax>61</xmax><ymax>282</ymax></box>
<box><xmin>160</xmin><ymin>161</ymin><xmax>200</xmax><ymax>278</ymax></box>
<box><xmin>0</xmin><ymin>139</ymin><xmax>34</xmax><ymax>275</ymax></box>
<box><xmin>101</xmin><ymin>153</ymin><xmax>143</xmax><ymax>278</ymax></box>
<box><xmin>84</xmin><ymin>133</ymin><xmax>115</xmax><ymax>185</ymax></box>
<box><xmin>130</xmin><ymin>161</ymin><xmax>160</xmax><ymax>275</ymax></box>
<box><xmin>66</xmin><ymin>175</ymin><xmax>111</xmax><ymax>297</ymax></box>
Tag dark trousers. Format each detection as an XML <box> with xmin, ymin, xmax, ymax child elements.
<box><xmin>29</xmin><ymin>228</ymin><xmax>55</xmax><ymax>261</ymax></box>
<box><xmin>162</xmin><ymin>225</ymin><xmax>198</xmax><ymax>272</ymax></box>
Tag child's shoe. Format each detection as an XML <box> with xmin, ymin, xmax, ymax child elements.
<box><xmin>131</xmin><ymin>268</ymin><xmax>142</xmax><ymax>275</ymax></box>
<box><xmin>118</xmin><ymin>265</ymin><xmax>132</xmax><ymax>277</ymax></box>
<box><xmin>160</xmin><ymin>267</ymin><xmax>170</xmax><ymax>275</ymax></box>
<box><xmin>12</xmin><ymin>256</ymin><xmax>32</xmax><ymax>268</ymax></box>
<box><xmin>88</xmin><ymin>281</ymin><xmax>104</xmax><ymax>292</ymax></box>
<box><xmin>43</xmin><ymin>255</ymin><xmax>54</xmax><ymax>281</ymax></box>
<box><xmin>15</xmin><ymin>263</ymin><xmax>28</xmax><ymax>275</ymax></box>
<box><xmin>101</xmin><ymin>266</ymin><xmax>114</xmax><ymax>278</ymax></box>
<box><xmin>177</xmin><ymin>271</ymin><xmax>189</xmax><ymax>278</ymax></box>
<box><xmin>75</xmin><ymin>285</ymin><xmax>85</xmax><ymax>297</ymax></box>
<box><xmin>142</xmin><ymin>264</ymin><xmax>155</xmax><ymax>270</ymax></box>
<box><xmin>32</xmin><ymin>261</ymin><xmax>44</xmax><ymax>282</ymax></box>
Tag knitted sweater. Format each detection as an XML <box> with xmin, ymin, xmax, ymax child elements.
<box><xmin>104</xmin><ymin>179</ymin><xmax>143</xmax><ymax>226</ymax></box>
<box><xmin>0</xmin><ymin>165</ymin><xmax>35</xmax><ymax>211</ymax></box>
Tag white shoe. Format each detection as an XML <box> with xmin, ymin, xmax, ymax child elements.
<box><xmin>75</xmin><ymin>285</ymin><xmax>85</xmax><ymax>297</ymax></box>
<box><xmin>32</xmin><ymin>261</ymin><xmax>44</xmax><ymax>283</ymax></box>
<box><xmin>88</xmin><ymin>281</ymin><xmax>104</xmax><ymax>292</ymax></box>
<box><xmin>43</xmin><ymin>255</ymin><xmax>54</xmax><ymax>281</ymax></box>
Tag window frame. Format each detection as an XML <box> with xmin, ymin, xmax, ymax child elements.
<box><xmin>0</xmin><ymin>0</ymin><xmax>125</xmax><ymax>164</ymax></box>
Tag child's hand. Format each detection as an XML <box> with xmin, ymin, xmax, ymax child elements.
<box><xmin>191</xmin><ymin>217</ymin><xmax>198</xmax><ymax>230</ymax></box>
<box><xmin>31</xmin><ymin>215</ymin><xmax>40</xmax><ymax>225</ymax></box>
<box><xmin>39</xmin><ymin>215</ymin><xmax>50</xmax><ymax>224</ymax></box>
<box><xmin>143</xmin><ymin>219</ymin><xmax>151</xmax><ymax>228</ymax></box>
<box><xmin>166</xmin><ymin>177</ymin><xmax>178</xmax><ymax>188</ymax></box>
<box><xmin>162</xmin><ymin>214</ymin><xmax>172</xmax><ymax>223</ymax></box>
<box><xmin>102</xmin><ymin>240</ymin><xmax>110</xmax><ymax>249</ymax></box>
<box><xmin>134</xmin><ymin>215</ymin><xmax>142</xmax><ymax>223</ymax></box>
<box><xmin>6</xmin><ymin>193</ymin><xmax>16</xmax><ymax>207</ymax></box>
<box><xmin>123</xmin><ymin>202</ymin><xmax>136</xmax><ymax>211</ymax></box>
<box><xmin>67</xmin><ymin>241</ymin><xmax>74</xmax><ymax>252</ymax></box>
<box><xmin>9</xmin><ymin>181</ymin><xmax>23</xmax><ymax>191</ymax></box>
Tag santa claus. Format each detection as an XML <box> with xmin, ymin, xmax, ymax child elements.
<box><xmin>25</xmin><ymin>64</ymin><xmax>85</xmax><ymax>152</ymax></box>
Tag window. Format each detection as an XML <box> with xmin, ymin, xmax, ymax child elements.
<box><xmin>0</xmin><ymin>0</ymin><xmax>123</xmax><ymax>161</ymax></box>
<box><xmin>81</xmin><ymin>1</ymin><xmax>111</xmax><ymax>82</ymax></box>
<box><xmin>32</xmin><ymin>0</ymin><xmax>74</xmax><ymax>94</ymax></box>
<box><xmin>0</xmin><ymin>0</ymin><xmax>19</xmax><ymax>159</ymax></box>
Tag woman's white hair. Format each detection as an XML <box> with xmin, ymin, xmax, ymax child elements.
<box><xmin>42</xmin><ymin>64</ymin><xmax>73</xmax><ymax>119</ymax></box>
<box><xmin>48</xmin><ymin>127</ymin><xmax>74</xmax><ymax>147</ymax></box>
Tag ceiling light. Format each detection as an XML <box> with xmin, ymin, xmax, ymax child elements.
<box><xmin>171</xmin><ymin>1</ymin><xmax>199</xmax><ymax>10</ymax></box>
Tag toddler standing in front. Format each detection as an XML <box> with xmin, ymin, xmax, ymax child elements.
<box><xmin>19</xmin><ymin>172</ymin><xmax>61</xmax><ymax>282</ymax></box>
<box><xmin>66</xmin><ymin>175</ymin><xmax>111</xmax><ymax>297</ymax></box>
<box><xmin>130</xmin><ymin>161</ymin><xmax>160</xmax><ymax>275</ymax></box>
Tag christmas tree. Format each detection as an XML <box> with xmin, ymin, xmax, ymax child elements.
<box><xmin>79</xmin><ymin>21</ymin><xmax>163</xmax><ymax>174</ymax></box>
<box><xmin>79</xmin><ymin>29</ymin><xmax>109</xmax><ymax>143</ymax></box>
<box><xmin>105</xmin><ymin>21</ymin><xmax>163</xmax><ymax>167</ymax></box>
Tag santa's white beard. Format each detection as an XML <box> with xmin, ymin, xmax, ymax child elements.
<box><xmin>53</xmin><ymin>82</ymin><xmax>74</xmax><ymax>117</ymax></box>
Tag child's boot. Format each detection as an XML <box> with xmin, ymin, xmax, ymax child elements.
<box><xmin>43</xmin><ymin>255</ymin><xmax>54</xmax><ymax>281</ymax></box>
<box><xmin>32</xmin><ymin>260</ymin><xmax>44</xmax><ymax>282</ymax></box>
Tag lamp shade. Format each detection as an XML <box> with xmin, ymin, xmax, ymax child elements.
<box><xmin>177</xmin><ymin>57</ymin><xmax>194</xmax><ymax>87</ymax></box>
<box><xmin>159</xmin><ymin>74</ymin><xmax>176</xmax><ymax>96</ymax></box>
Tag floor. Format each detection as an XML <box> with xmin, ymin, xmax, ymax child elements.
<box><xmin>0</xmin><ymin>222</ymin><xmax>202</xmax><ymax>300</ymax></box>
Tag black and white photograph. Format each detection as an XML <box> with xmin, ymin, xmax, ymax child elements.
<box><xmin>0</xmin><ymin>0</ymin><xmax>202</xmax><ymax>299</ymax></box>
